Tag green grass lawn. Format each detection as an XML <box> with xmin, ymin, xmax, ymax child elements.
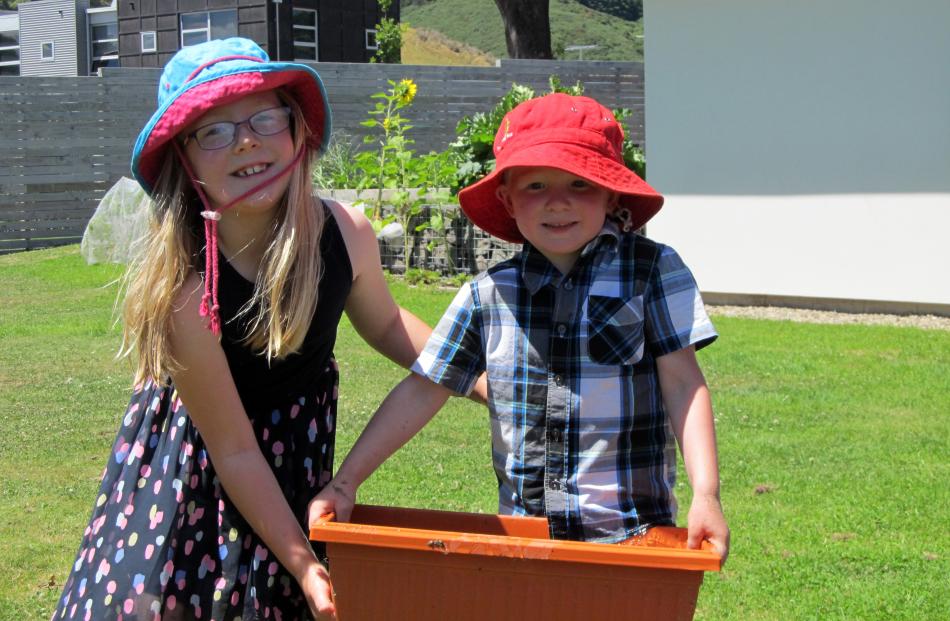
<box><xmin>1</xmin><ymin>246</ymin><xmax>947</xmax><ymax>620</ymax></box>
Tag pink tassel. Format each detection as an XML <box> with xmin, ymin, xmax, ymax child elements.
<box><xmin>207</xmin><ymin>218</ymin><xmax>221</xmax><ymax>335</ymax></box>
<box><xmin>198</xmin><ymin>218</ymin><xmax>222</xmax><ymax>335</ymax></box>
<box><xmin>199</xmin><ymin>218</ymin><xmax>213</xmax><ymax>319</ymax></box>
<box><xmin>173</xmin><ymin>142</ymin><xmax>305</xmax><ymax>336</ymax></box>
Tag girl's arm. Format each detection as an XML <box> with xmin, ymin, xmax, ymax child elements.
<box><xmin>329</xmin><ymin>201</ymin><xmax>431</xmax><ymax>366</ymax></box>
<box><xmin>328</xmin><ymin>201</ymin><xmax>488</xmax><ymax>403</ymax></box>
<box><xmin>656</xmin><ymin>346</ymin><xmax>730</xmax><ymax>563</ymax></box>
<box><xmin>169</xmin><ymin>274</ymin><xmax>335</xmax><ymax>619</ymax></box>
<box><xmin>308</xmin><ymin>372</ymin><xmax>454</xmax><ymax>525</ymax></box>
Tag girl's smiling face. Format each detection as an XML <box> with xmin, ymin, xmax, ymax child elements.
<box><xmin>181</xmin><ymin>91</ymin><xmax>295</xmax><ymax>215</ymax></box>
<box><xmin>496</xmin><ymin>166</ymin><xmax>616</xmax><ymax>274</ymax></box>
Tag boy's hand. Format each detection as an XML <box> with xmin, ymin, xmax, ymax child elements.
<box><xmin>686</xmin><ymin>493</ymin><xmax>730</xmax><ymax>564</ymax></box>
<box><xmin>308</xmin><ymin>478</ymin><xmax>357</xmax><ymax>529</ymax></box>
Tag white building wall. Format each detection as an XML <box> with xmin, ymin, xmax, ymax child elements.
<box><xmin>18</xmin><ymin>0</ymin><xmax>89</xmax><ymax>76</ymax></box>
<box><xmin>644</xmin><ymin>0</ymin><xmax>950</xmax><ymax>310</ymax></box>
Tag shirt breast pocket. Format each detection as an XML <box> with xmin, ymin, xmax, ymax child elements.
<box><xmin>585</xmin><ymin>294</ymin><xmax>646</xmax><ymax>366</ymax></box>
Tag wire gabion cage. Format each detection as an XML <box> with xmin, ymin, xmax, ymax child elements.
<box><xmin>317</xmin><ymin>190</ymin><xmax>521</xmax><ymax>276</ymax></box>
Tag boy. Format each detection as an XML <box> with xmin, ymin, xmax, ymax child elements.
<box><xmin>310</xmin><ymin>94</ymin><xmax>729</xmax><ymax>560</ymax></box>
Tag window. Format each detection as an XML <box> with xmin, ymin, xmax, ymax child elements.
<box><xmin>181</xmin><ymin>10</ymin><xmax>237</xmax><ymax>47</ymax></box>
<box><xmin>90</xmin><ymin>23</ymin><xmax>119</xmax><ymax>73</ymax></box>
<box><xmin>0</xmin><ymin>30</ymin><xmax>17</xmax><ymax>47</ymax></box>
<box><xmin>141</xmin><ymin>31</ymin><xmax>156</xmax><ymax>53</ymax></box>
<box><xmin>365</xmin><ymin>29</ymin><xmax>377</xmax><ymax>51</ymax></box>
<box><xmin>293</xmin><ymin>8</ymin><xmax>317</xmax><ymax>61</ymax></box>
<box><xmin>41</xmin><ymin>41</ymin><xmax>55</xmax><ymax>61</ymax></box>
<box><xmin>0</xmin><ymin>30</ymin><xmax>18</xmax><ymax>75</ymax></box>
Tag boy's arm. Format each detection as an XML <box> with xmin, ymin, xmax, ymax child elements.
<box><xmin>308</xmin><ymin>373</ymin><xmax>454</xmax><ymax>525</ymax></box>
<box><xmin>656</xmin><ymin>346</ymin><xmax>730</xmax><ymax>563</ymax></box>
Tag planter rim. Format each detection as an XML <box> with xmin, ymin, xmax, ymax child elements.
<box><xmin>311</xmin><ymin>504</ymin><xmax>721</xmax><ymax>572</ymax></box>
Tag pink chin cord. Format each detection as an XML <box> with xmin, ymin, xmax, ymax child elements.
<box><xmin>172</xmin><ymin>141</ymin><xmax>305</xmax><ymax>335</ymax></box>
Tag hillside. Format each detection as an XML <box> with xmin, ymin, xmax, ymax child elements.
<box><xmin>402</xmin><ymin>26</ymin><xmax>495</xmax><ymax>66</ymax></box>
<box><xmin>402</xmin><ymin>0</ymin><xmax>643</xmax><ymax>62</ymax></box>
<box><xmin>576</xmin><ymin>0</ymin><xmax>642</xmax><ymax>21</ymax></box>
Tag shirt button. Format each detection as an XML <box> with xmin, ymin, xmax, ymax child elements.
<box><xmin>553</xmin><ymin>374</ymin><xmax>563</xmax><ymax>387</ymax></box>
<box><xmin>563</xmin><ymin>280</ymin><xmax>573</xmax><ymax>290</ymax></box>
<box><xmin>551</xmin><ymin>429</ymin><xmax>562</xmax><ymax>443</ymax></box>
<box><xmin>550</xmin><ymin>479</ymin><xmax>562</xmax><ymax>491</ymax></box>
<box><xmin>557</xmin><ymin>324</ymin><xmax>567</xmax><ymax>336</ymax></box>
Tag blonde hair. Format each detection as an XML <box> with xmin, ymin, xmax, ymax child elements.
<box><xmin>121</xmin><ymin>90</ymin><xmax>324</xmax><ymax>384</ymax></box>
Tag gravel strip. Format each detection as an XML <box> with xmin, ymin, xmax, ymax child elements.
<box><xmin>707</xmin><ymin>305</ymin><xmax>950</xmax><ymax>331</ymax></box>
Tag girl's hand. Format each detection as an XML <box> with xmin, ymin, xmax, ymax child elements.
<box><xmin>299</xmin><ymin>562</ymin><xmax>336</xmax><ymax>620</ymax></box>
<box><xmin>686</xmin><ymin>493</ymin><xmax>730</xmax><ymax>564</ymax></box>
<box><xmin>307</xmin><ymin>478</ymin><xmax>357</xmax><ymax>529</ymax></box>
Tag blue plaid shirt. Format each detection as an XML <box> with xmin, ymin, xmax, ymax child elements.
<box><xmin>412</xmin><ymin>221</ymin><xmax>717</xmax><ymax>542</ymax></box>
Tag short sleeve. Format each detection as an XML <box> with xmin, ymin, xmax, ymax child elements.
<box><xmin>411</xmin><ymin>281</ymin><xmax>486</xmax><ymax>396</ymax></box>
<box><xmin>643</xmin><ymin>244</ymin><xmax>718</xmax><ymax>357</ymax></box>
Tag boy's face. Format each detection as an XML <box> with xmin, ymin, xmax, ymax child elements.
<box><xmin>496</xmin><ymin>167</ymin><xmax>616</xmax><ymax>274</ymax></box>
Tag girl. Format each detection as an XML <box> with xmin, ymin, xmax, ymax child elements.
<box><xmin>53</xmin><ymin>37</ymin><xmax>434</xmax><ymax>620</ymax></box>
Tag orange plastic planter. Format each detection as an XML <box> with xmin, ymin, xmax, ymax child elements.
<box><xmin>311</xmin><ymin>505</ymin><xmax>720</xmax><ymax>620</ymax></box>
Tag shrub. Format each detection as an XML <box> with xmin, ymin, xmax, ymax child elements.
<box><xmin>372</xmin><ymin>0</ymin><xmax>404</xmax><ymax>64</ymax></box>
<box><xmin>404</xmin><ymin>267</ymin><xmax>442</xmax><ymax>286</ymax></box>
<box><xmin>447</xmin><ymin>77</ymin><xmax>647</xmax><ymax>194</ymax></box>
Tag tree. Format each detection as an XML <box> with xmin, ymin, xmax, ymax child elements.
<box><xmin>493</xmin><ymin>0</ymin><xmax>553</xmax><ymax>59</ymax></box>
<box><xmin>372</xmin><ymin>0</ymin><xmax>403</xmax><ymax>64</ymax></box>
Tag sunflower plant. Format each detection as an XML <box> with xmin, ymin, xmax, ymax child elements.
<box><xmin>355</xmin><ymin>78</ymin><xmax>455</xmax><ymax>269</ymax></box>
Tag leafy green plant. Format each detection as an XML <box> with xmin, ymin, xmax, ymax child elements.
<box><xmin>447</xmin><ymin>83</ymin><xmax>535</xmax><ymax>194</ymax></box>
<box><xmin>448</xmin><ymin>77</ymin><xmax>647</xmax><ymax>194</ymax></box>
<box><xmin>612</xmin><ymin>108</ymin><xmax>646</xmax><ymax>179</ymax></box>
<box><xmin>403</xmin><ymin>267</ymin><xmax>469</xmax><ymax>288</ymax></box>
<box><xmin>372</xmin><ymin>0</ymin><xmax>404</xmax><ymax>64</ymax></box>
<box><xmin>547</xmin><ymin>75</ymin><xmax>584</xmax><ymax>96</ymax></box>
<box><xmin>311</xmin><ymin>131</ymin><xmax>362</xmax><ymax>190</ymax></box>
<box><xmin>355</xmin><ymin>79</ymin><xmax>458</xmax><ymax>270</ymax></box>
<box><xmin>414</xmin><ymin>152</ymin><xmax>459</xmax><ymax>270</ymax></box>
<box><xmin>443</xmin><ymin>272</ymin><xmax>471</xmax><ymax>288</ymax></box>
<box><xmin>403</xmin><ymin>267</ymin><xmax>442</xmax><ymax>286</ymax></box>
<box><xmin>355</xmin><ymin>78</ymin><xmax>420</xmax><ymax>226</ymax></box>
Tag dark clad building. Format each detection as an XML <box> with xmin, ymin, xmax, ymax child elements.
<box><xmin>117</xmin><ymin>0</ymin><xmax>399</xmax><ymax>67</ymax></box>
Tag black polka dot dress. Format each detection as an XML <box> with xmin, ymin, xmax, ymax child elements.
<box><xmin>54</xmin><ymin>208</ymin><xmax>352</xmax><ymax>621</ymax></box>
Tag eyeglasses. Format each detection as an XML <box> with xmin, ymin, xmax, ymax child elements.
<box><xmin>184</xmin><ymin>106</ymin><xmax>293</xmax><ymax>150</ymax></box>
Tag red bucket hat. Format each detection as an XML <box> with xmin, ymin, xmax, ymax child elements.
<box><xmin>458</xmin><ymin>93</ymin><xmax>663</xmax><ymax>243</ymax></box>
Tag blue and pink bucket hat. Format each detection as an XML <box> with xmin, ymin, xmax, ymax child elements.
<box><xmin>130</xmin><ymin>38</ymin><xmax>332</xmax><ymax>334</ymax></box>
<box><xmin>131</xmin><ymin>37</ymin><xmax>331</xmax><ymax>195</ymax></box>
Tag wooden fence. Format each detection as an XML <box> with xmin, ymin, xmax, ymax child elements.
<box><xmin>0</xmin><ymin>59</ymin><xmax>643</xmax><ymax>254</ymax></box>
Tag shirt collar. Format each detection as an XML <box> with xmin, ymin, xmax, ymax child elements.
<box><xmin>518</xmin><ymin>220</ymin><xmax>622</xmax><ymax>295</ymax></box>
